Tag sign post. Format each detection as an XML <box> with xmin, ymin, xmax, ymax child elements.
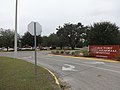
<box><xmin>28</xmin><ymin>22</ymin><xmax>42</xmax><ymax>76</ymax></box>
<box><xmin>34</xmin><ymin>22</ymin><xmax>37</xmax><ymax>76</ymax></box>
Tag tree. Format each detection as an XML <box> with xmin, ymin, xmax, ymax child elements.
<box><xmin>47</xmin><ymin>33</ymin><xmax>59</xmax><ymax>48</ymax></box>
<box><xmin>41</xmin><ymin>36</ymin><xmax>48</xmax><ymax>47</ymax></box>
<box><xmin>0</xmin><ymin>29</ymin><xmax>3</xmax><ymax>47</ymax></box>
<box><xmin>42</xmin><ymin>33</ymin><xmax>59</xmax><ymax>48</ymax></box>
<box><xmin>87</xmin><ymin>22</ymin><xmax>120</xmax><ymax>45</ymax></box>
<box><xmin>57</xmin><ymin>35</ymin><xmax>67</xmax><ymax>49</ymax></box>
<box><xmin>21</xmin><ymin>32</ymin><xmax>34</xmax><ymax>47</ymax></box>
<box><xmin>56</xmin><ymin>23</ymin><xmax>85</xmax><ymax>49</ymax></box>
<box><xmin>21</xmin><ymin>32</ymin><xmax>42</xmax><ymax>47</ymax></box>
<box><xmin>0</xmin><ymin>29</ymin><xmax>14</xmax><ymax>51</ymax></box>
<box><xmin>0</xmin><ymin>34</ymin><xmax>3</xmax><ymax>48</ymax></box>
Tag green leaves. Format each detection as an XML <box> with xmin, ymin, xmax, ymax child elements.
<box><xmin>21</xmin><ymin>32</ymin><xmax>42</xmax><ymax>47</ymax></box>
<box><xmin>56</xmin><ymin>23</ymin><xmax>86</xmax><ymax>49</ymax></box>
<box><xmin>87</xmin><ymin>22</ymin><xmax>120</xmax><ymax>45</ymax></box>
<box><xmin>0</xmin><ymin>29</ymin><xmax>14</xmax><ymax>50</ymax></box>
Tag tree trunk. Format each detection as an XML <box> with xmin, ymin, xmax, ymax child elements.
<box><xmin>7</xmin><ymin>47</ymin><xmax>9</xmax><ymax>51</ymax></box>
<box><xmin>71</xmin><ymin>46</ymin><xmax>75</xmax><ymax>50</ymax></box>
<box><xmin>70</xmin><ymin>43</ymin><xmax>75</xmax><ymax>50</ymax></box>
<box><xmin>60</xmin><ymin>46</ymin><xmax>62</xmax><ymax>50</ymax></box>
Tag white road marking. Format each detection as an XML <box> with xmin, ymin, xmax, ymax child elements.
<box><xmin>62</xmin><ymin>64</ymin><xmax>77</xmax><ymax>71</ymax></box>
<box><xmin>83</xmin><ymin>61</ymin><xmax>105</xmax><ymax>64</ymax></box>
<box><xmin>44</xmin><ymin>57</ymin><xmax>120</xmax><ymax>74</ymax></box>
<box><xmin>74</xmin><ymin>63</ymin><xmax>120</xmax><ymax>74</ymax></box>
<box><xmin>23</xmin><ymin>56</ymin><xmax>32</xmax><ymax>59</ymax></box>
<box><xmin>19</xmin><ymin>55</ymin><xmax>120</xmax><ymax>74</ymax></box>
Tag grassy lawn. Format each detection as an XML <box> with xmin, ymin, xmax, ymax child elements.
<box><xmin>0</xmin><ymin>56</ymin><xmax>59</xmax><ymax>90</ymax></box>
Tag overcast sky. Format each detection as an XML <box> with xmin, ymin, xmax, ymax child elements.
<box><xmin>0</xmin><ymin>0</ymin><xmax>120</xmax><ymax>36</ymax></box>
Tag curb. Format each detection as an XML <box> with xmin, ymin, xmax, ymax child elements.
<box><xmin>43</xmin><ymin>67</ymin><xmax>60</xmax><ymax>85</ymax></box>
<box><xmin>49</xmin><ymin>54</ymin><xmax>119</xmax><ymax>63</ymax></box>
<box><xmin>19</xmin><ymin>59</ymin><xmax>60</xmax><ymax>86</ymax></box>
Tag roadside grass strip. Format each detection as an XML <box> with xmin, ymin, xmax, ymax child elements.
<box><xmin>0</xmin><ymin>56</ymin><xmax>59</xmax><ymax>90</ymax></box>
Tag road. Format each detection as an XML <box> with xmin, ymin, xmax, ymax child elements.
<box><xmin>1</xmin><ymin>51</ymin><xmax>120</xmax><ymax>90</ymax></box>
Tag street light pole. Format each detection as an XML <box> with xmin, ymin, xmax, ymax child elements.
<box><xmin>14</xmin><ymin>0</ymin><xmax>18</xmax><ymax>54</ymax></box>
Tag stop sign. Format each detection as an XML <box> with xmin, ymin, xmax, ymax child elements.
<box><xmin>28</xmin><ymin>22</ymin><xmax>42</xmax><ymax>36</ymax></box>
<box><xmin>28</xmin><ymin>22</ymin><xmax>42</xmax><ymax>76</ymax></box>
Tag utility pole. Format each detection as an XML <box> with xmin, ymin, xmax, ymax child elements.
<box><xmin>14</xmin><ymin>0</ymin><xmax>18</xmax><ymax>55</ymax></box>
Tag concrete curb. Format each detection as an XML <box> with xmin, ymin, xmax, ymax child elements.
<box><xmin>49</xmin><ymin>54</ymin><xmax>119</xmax><ymax>63</ymax></box>
<box><xmin>43</xmin><ymin>67</ymin><xmax>60</xmax><ymax>85</ymax></box>
<box><xmin>18</xmin><ymin>58</ymin><xmax>60</xmax><ymax>86</ymax></box>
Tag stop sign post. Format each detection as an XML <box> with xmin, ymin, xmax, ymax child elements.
<box><xmin>28</xmin><ymin>22</ymin><xmax>42</xmax><ymax>76</ymax></box>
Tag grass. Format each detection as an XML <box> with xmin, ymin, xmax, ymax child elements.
<box><xmin>0</xmin><ymin>56</ymin><xmax>59</xmax><ymax>90</ymax></box>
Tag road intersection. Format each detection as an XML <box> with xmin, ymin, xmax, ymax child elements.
<box><xmin>1</xmin><ymin>51</ymin><xmax>120</xmax><ymax>90</ymax></box>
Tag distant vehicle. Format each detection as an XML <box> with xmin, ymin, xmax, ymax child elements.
<box><xmin>20</xmin><ymin>47</ymin><xmax>33</xmax><ymax>51</ymax></box>
<box><xmin>41</xmin><ymin>47</ymin><xmax>47</xmax><ymax>50</ymax></box>
<box><xmin>49</xmin><ymin>46</ymin><xmax>56</xmax><ymax>50</ymax></box>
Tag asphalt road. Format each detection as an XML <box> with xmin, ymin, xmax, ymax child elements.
<box><xmin>1</xmin><ymin>51</ymin><xmax>120</xmax><ymax>90</ymax></box>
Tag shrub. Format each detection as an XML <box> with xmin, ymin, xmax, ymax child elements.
<box><xmin>71</xmin><ymin>52</ymin><xmax>75</xmax><ymax>55</ymax></box>
<box><xmin>83</xmin><ymin>51</ymin><xmax>89</xmax><ymax>57</ymax></box>
<box><xmin>80</xmin><ymin>50</ymin><xmax>88</xmax><ymax>53</ymax></box>
<box><xmin>74</xmin><ymin>51</ymin><xmax>81</xmax><ymax>56</ymax></box>
<box><xmin>74</xmin><ymin>51</ymin><xmax>81</xmax><ymax>54</ymax></box>
<box><xmin>115</xmin><ymin>51</ymin><xmax>120</xmax><ymax>61</ymax></box>
<box><xmin>51</xmin><ymin>51</ymin><xmax>56</xmax><ymax>54</ymax></box>
<box><xmin>74</xmin><ymin>50</ymin><xmax>90</xmax><ymax>57</ymax></box>
<box><xmin>56</xmin><ymin>50</ymin><xmax>60</xmax><ymax>54</ymax></box>
<box><xmin>60</xmin><ymin>50</ymin><xmax>64</xmax><ymax>54</ymax></box>
<box><xmin>65</xmin><ymin>51</ymin><xmax>70</xmax><ymax>55</ymax></box>
<box><xmin>116</xmin><ymin>56</ymin><xmax>120</xmax><ymax>61</ymax></box>
<box><xmin>51</xmin><ymin>50</ymin><xmax>60</xmax><ymax>54</ymax></box>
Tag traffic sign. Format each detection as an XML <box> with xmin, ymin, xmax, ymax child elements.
<box><xmin>28</xmin><ymin>22</ymin><xmax>42</xmax><ymax>36</ymax></box>
<box><xmin>28</xmin><ymin>21</ymin><xmax>42</xmax><ymax>77</ymax></box>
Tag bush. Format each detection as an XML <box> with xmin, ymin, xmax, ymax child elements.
<box><xmin>56</xmin><ymin>50</ymin><xmax>60</xmax><ymax>54</ymax></box>
<box><xmin>51</xmin><ymin>51</ymin><xmax>56</xmax><ymax>54</ymax></box>
<box><xmin>83</xmin><ymin>51</ymin><xmax>89</xmax><ymax>57</ymax></box>
<box><xmin>65</xmin><ymin>51</ymin><xmax>70</xmax><ymax>55</ymax></box>
<box><xmin>115</xmin><ymin>51</ymin><xmax>120</xmax><ymax>61</ymax></box>
<box><xmin>60</xmin><ymin>50</ymin><xmax>64</xmax><ymax>54</ymax></box>
<box><xmin>74</xmin><ymin>51</ymin><xmax>81</xmax><ymax>56</ymax></box>
<box><xmin>80</xmin><ymin>50</ymin><xmax>88</xmax><ymax>53</ymax></box>
<box><xmin>71</xmin><ymin>52</ymin><xmax>75</xmax><ymax>55</ymax></box>
<box><xmin>51</xmin><ymin>50</ymin><xmax>90</xmax><ymax>57</ymax></box>
<box><xmin>116</xmin><ymin>56</ymin><xmax>120</xmax><ymax>61</ymax></box>
<box><xmin>74</xmin><ymin>50</ymin><xmax>89</xmax><ymax>57</ymax></box>
<box><xmin>51</xmin><ymin>50</ymin><xmax>60</xmax><ymax>54</ymax></box>
<box><xmin>74</xmin><ymin>51</ymin><xmax>80</xmax><ymax>54</ymax></box>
